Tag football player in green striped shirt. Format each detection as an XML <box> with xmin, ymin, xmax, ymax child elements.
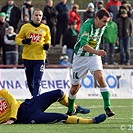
<box><xmin>67</xmin><ymin>8</ymin><xmax>115</xmax><ymax>117</ymax></box>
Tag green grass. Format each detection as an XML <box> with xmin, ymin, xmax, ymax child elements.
<box><xmin>0</xmin><ymin>99</ymin><xmax>132</xmax><ymax>133</ymax></box>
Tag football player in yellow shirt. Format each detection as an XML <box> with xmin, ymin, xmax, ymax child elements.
<box><xmin>16</xmin><ymin>8</ymin><xmax>51</xmax><ymax>97</ymax></box>
<box><xmin>0</xmin><ymin>89</ymin><xmax>106</xmax><ymax>124</ymax></box>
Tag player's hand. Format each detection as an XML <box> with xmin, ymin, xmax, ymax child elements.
<box><xmin>96</xmin><ymin>50</ymin><xmax>106</xmax><ymax>57</ymax></box>
<box><xmin>22</xmin><ymin>37</ymin><xmax>32</xmax><ymax>45</ymax></box>
<box><xmin>43</xmin><ymin>44</ymin><xmax>49</xmax><ymax>51</ymax></box>
<box><xmin>2</xmin><ymin>120</ymin><xmax>15</xmax><ymax>125</ymax></box>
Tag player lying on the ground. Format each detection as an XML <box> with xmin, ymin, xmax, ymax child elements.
<box><xmin>0</xmin><ymin>89</ymin><xmax>106</xmax><ymax>124</ymax></box>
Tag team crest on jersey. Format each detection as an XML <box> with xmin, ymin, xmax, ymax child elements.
<box><xmin>0</xmin><ymin>99</ymin><xmax>9</xmax><ymax>114</ymax></box>
<box><xmin>39</xmin><ymin>30</ymin><xmax>43</xmax><ymax>33</ymax></box>
<box><xmin>30</xmin><ymin>33</ymin><xmax>42</xmax><ymax>42</ymax></box>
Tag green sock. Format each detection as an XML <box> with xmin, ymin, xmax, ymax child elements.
<box><xmin>101</xmin><ymin>91</ymin><xmax>111</xmax><ymax>109</ymax></box>
<box><xmin>68</xmin><ymin>97</ymin><xmax>75</xmax><ymax>112</ymax></box>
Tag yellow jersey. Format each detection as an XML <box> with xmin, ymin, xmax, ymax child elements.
<box><xmin>0</xmin><ymin>89</ymin><xmax>22</xmax><ymax>124</ymax></box>
<box><xmin>15</xmin><ymin>22</ymin><xmax>51</xmax><ymax>60</ymax></box>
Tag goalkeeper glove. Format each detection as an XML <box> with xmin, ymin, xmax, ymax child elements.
<box><xmin>22</xmin><ymin>38</ymin><xmax>32</xmax><ymax>45</ymax></box>
<box><xmin>43</xmin><ymin>44</ymin><xmax>49</xmax><ymax>51</ymax></box>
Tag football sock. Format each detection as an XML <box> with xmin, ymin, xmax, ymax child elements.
<box><xmin>59</xmin><ymin>94</ymin><xmax>78</xmax><ymax>109</ymax></box>
<box><xmin>101</xmin><ymin>91</ymin><xmax>111</xmax><ymax>109</ymax></box>
<box><xmin>65</xmin><ymin>116</ymin><xmax>94</xmax><ymax>124</ymax></box>
<box><xmin>68</xmin><ymin>97</ymin><xmax>76</xmax><ymax>112</ymax></box>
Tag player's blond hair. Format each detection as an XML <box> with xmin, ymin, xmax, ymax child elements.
<box><xmin>33</xmin><ymin>8</ymin><xmax>43</xmax><ymax>14</ymax></box>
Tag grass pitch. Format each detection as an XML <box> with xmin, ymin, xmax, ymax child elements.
<box><xmin>0</xmin><ymin>99</ymin><xmax>132</xmax><ymax>133</ymax></box>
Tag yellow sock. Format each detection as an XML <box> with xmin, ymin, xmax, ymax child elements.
<box><xmin>59</xmin><ymin>94</ymin><xmax>78</xmax><ymax>109</ymax></box>
<box><xmin>65</xmin><ymin>116</ymin><xmax>94</xmax><ymax>124</ymax></box>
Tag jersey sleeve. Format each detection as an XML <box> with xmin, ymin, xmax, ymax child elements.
<box><xmin>79</xmin><ymin>22</ymin><xmax>90</xmax><ymax>47</ymax></box>
<box><xmin>15</xmin><ymin>24</ymin><xmax>28</xmax><ymax>46</ymax></box>
<box><xmin>44</xmin><ymin>25</ymin><xmax>51</xmax><ymax>45</ymax></box>
<box><xmin>0</xmin><ymin>89</ymin><xmax>19</xmax><ymax>120</ymax></box>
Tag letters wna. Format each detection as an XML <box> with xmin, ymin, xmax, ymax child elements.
<box><xmin>0</xmin><ymin>81</ymin><xmax>22</xmax><ymax>89</ymax></box>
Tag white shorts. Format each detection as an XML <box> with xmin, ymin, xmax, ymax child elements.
<box><xmin>71</xmin><ymin>54</ymin><xmax>103</xmax><ymax>85</ymax></box>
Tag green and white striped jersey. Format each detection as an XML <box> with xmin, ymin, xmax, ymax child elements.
<box><xmin>74</xmin><ymin>18</ymin><xmax>105</xmax><ymax>56</ymax></box>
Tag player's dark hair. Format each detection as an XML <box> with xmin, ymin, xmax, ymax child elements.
<box><xmin>95</xmin><ymin>8</ymin><xmax>110</xmax><ymax>20</ymax></box>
